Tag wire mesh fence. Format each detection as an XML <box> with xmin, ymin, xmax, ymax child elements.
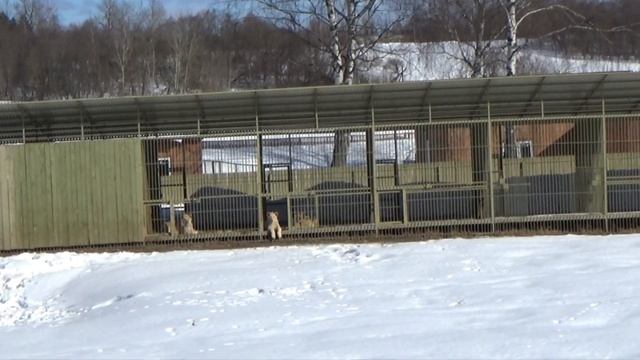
<box><xmin>128</xmin><ymin>109</ymin><xmax>640</xmax><ymax>245</ymax></box>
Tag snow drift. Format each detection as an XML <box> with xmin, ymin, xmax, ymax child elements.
<box><xmin>2</xmin><ymin>234</ymin><xmax>640</xmax><ymax>358</ymax></box>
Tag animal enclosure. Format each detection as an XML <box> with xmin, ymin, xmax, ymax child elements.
<box><xmin>1</xmin><ymin>73</ymin><xmax>640</xmax><ymax>251</ymax></box>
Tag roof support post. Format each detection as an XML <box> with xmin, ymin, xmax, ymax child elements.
<box><xmin>195</xmin><ymin>95</ymin><xmax>205</xmax><ymax>136</ymax></box>
<box><xmin>21</xmin><ymin>113</ymin><xmax>26</xmax><ymax>144</ymax></box>
<box><xmin>80</xmin><ymin>110</ymin><xmax>85</xmax><ymax>141</ymax></box>
<box><xmin>313</xmin><ymin>89</ymin><xmax>319</xmax><ymax>129</ymax></box>
<box><xmin>17</xmin><ymin>105</ymin><xmax>30</xmax><ymax>144</ymax></box>
<box><xmin>134</xmin><ymin>99</ymin><xmax>142</xmax><ymax>137</ymax></box>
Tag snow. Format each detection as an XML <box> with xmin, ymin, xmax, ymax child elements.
<box><xmin>203</xmin><ymin>132</ymin><xmax>416</xmax><ymax>173</ymax></box>
<box><xmin>2</xmin><ymin>234</ymin><xmax>640</xmax><ymax>358</ymax></box>
<box><xmin>367</xmin><ymin>42</ymin><xmax>640</xmax><ymax>82</ymax></box>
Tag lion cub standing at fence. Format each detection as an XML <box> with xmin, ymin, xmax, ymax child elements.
<box><xmin>265</xmin><ymin>212</ymin><xmax>282</xmax><ymax>240</ymax></box>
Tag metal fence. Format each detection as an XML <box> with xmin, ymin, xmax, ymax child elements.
<box><xmin>1</xmin><ymin>73</ymin><xmax>640</xmax><ymax>251</ymax></box>
<box><xmin>136</xmin><ymin>106</ymin><xmax>640</xmax><ymax>244</ymax></box>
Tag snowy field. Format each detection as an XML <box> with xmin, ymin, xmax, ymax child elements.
<box><xmin>367</xmin><ymin>42</ymin><xmax>640</xmax><ymax>82</ymax></box>
<box><xmin>2</xmin><ymin>234</ymin><xmax>640</xmax><ymax>359</ymax></box>
<box><xmin>203</xmin><ymin>134</ymin><xmax>416</xmax><ymax>173</ymax></box>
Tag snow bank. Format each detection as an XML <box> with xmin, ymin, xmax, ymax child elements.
<box><xmin>2</xmin><ymin>235</ymin><xmax>640</xmax><ymax>358</ymax></box>
<box><xmin>0</xmin><ymin>252</ymin><xmax>142</xmax><ymax>327</ymax></box>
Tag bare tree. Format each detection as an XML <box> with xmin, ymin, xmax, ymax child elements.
<box><xmin>141</xmin><ymin>0</ymin><xmax>165</xmax><ymax>93</ymax></box>
<box><xmin>435</xmin><ymin>0</ymin><xmax>502</xmax><ymax>78</ymax></box>
<box><xmin>497</xmin><ymin>0</ymin><xmax>637</xmax><ymax>157</ymax></box>
<box><xmin>166</xmin><ymin>15</ymin><xmax>203</xmax><ymax>94</ymax></box>
<box><xmin>14</xmin><ymin>0</ymin><xmax>57</xmax><ymax>32</ymax></box>
<box><xmin>98</xmin><ymin>0</ymin><xmax>135</xmax><ymax>95</ymax></box>
<box><xmin>498</xmin><ymin>0</ymin><xmax>636</xmax><ymax>76</ymax></box>
<box><xmin>261</xmin><ymin>0</ymin><xmax>405</xmax><ymax>166</ymax></box>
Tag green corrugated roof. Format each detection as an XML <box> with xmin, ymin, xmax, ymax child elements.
<box><xmin>0</xmin><ymin>72</ymin><xmax>639</xmax><ymax>142</ymax></box>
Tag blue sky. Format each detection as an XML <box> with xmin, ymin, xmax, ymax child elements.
<box><xmin>56</xmin><ymin>0</ymin><xmax>230</xmax><ymax>25</ymax></box>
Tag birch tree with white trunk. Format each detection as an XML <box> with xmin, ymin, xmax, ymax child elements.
<box><xmin>497</xmin><ymin>0</ymin><xmax>615</xmax><ymax>157</ymax></box>
<box><xmin>99</xmin><ymin>0</ymin><xmax>135</xmax><ymax>96</ymax></box>
<box><xmin>260</xmin><ymin>0</ymin><xmax>405</xmax><ymax>166</ymax></box>
<box><xmin>499</xmin><ymin>0</ymin><xmax>622</xmax><ymax>77</ymax></box>
<box><xmin>167</xmin><ymin>16</ymin><xmax>202</xmax><ymax>94</ymax></box>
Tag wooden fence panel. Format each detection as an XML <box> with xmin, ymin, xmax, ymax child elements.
<box><xmin>0</xmin><ymin>139</ymin><xmax>146</xmax><ymax>251</ymax></box>
<box><xmin>24</xmin><ymin>143</ymin><xmax>54</xmax><ymax>249</ymax></box>
<box><xmin>0</xmin><ymin>146</ymin><xmax>16</xmax><ymax>250</ymax></box>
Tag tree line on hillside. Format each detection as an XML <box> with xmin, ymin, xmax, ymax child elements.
<box><xmin>0</xmin><ymin>0</ymin><xmax>638</xmax><ymax>101</ymax></box>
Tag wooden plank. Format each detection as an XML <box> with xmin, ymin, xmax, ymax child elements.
<box><xmin>91</xmin><ymin>140</ymin><xmax>106</xmax><ymax>245</ymax></box>
<box><xmin>134</xmin><ymin>141</ymin><xmax>147</xmax><ymax>241</ymax></box>
<box><xmin>102</xmin><ymin>140</ymin><xmax>119</xmax><ymax>244</ymax></box>
<box><xmin>114</xmin><ymin>139</ymin><xmax>128</xmax><ymax>243</ymax></box>
<box><xmin>44</xmin><ymin>144</ymin><xmax>56</xmax><ymax>247</ymax></box>
<box><xmin>13</xmin><ymin>146</ymin><xmax>27</xmax><ymax>250</ymax></box>
<box><xmin>22</xmin><ymin>144</ymin><xmax>36</xmax><ymax>248</ymax></box>
<box><xmin>110</xmin><ymin>140</ymin><xmax>125</xmax><ymax>243</ymax></box>
<box><xmin>85</xmin><ymin>141</ymin><xmax>100</xmax><ymax>246</ymax></box>
<box><xmin>115</xmin><ymin>140</ymin><xmax>129</xmax><ymax>243</ymax></box>
<box><xmin>124</xmin><ymin>139</ymin><xmax>138</xmax><ymax>242</ymax></box>
<box><xmin>71</xmin><ymin>141</ymin><xmax>90</xmax><ymax>246</ymax></box>
<box><xmin>40</xmin><ymin>143</ymin><xmax>54</xmax><ymax>248</ymax></box>
<box><xmin>23</xmin><ymin>144</ymin><xmax>36</xmax><ymax>248</ymax></box>
<box><xmin>0</xmin><ymin>146</ymin><xmax>9</xmax><ymax>250</ymax></box>
<box><xmin>50</xmin><ymin>144</ymin><xmax>67</xmax><ymax>248</ymax></box>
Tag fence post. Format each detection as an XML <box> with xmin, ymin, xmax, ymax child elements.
<box><xmin>575</xmin><ymin>115</ymin><xmax>603</xmax><ymax>214</ymax></box>
<box><xmin>470</xmin><ymin>107</ymin><xmax>490</xmax><ymax>221</ymax></box>
<box><xmin>602</xmin><ymin>98</ymin><xmax>609</xmax><ymax>231</ymax></box>
<box><xmin>487</xmin><ymin>102</ymin><xmax>495</xmax><ymax>232</ymax></box>
<box><xmin>255</xmin><ymin>92</ymin><xmax>264</xmax><ymax>240</ymax></box>
<box><xmin>367</xmin><ymin>106</ymin><xmax>380</xmax><ymax>235</ymax></box>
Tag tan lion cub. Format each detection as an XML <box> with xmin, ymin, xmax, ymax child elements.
<box><xmin>265</xmin><ymin>211</ymin><xmax>282</xmax><ymax>240</ymax></box>
<box><xmin>181</xmin><ymin>213</ymin><xmax>198</xmax><ymax>235</ymax></box>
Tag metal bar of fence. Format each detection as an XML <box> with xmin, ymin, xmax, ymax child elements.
<box><xmin>487</xmin><ymin>102</ymin><xmax>496</xmax><ymax>232</ymax></box>
<box><xmin>370</xmin><ymin>106</ymin><xmax>380</xmax><ymax>234</ymax></box>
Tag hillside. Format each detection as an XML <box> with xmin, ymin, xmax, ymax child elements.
<box><xmin>367</xmin><ymin>42</ymin><xmax>640</xmax><ymax>82</ymax></box>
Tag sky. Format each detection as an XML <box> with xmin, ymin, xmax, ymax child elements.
<box><xmin>55</xmin><ymin>0</ymin><xmax>243</xmax><ymax>25</ymax></box>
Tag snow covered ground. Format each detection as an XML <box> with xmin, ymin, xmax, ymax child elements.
<box><xmin>367</xmin><ymin>42</ymin><xmax>640</xmax><ymax>82</ymax></box>
<box><xmin>2</xmin><ymin>234</ymin><xmax>640</xmax><ymax>359</ymax></box>
<box><xmin>203</xmin><ymin>134</ymin><xmax>416</xmax><ymax>173</ymax></box>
